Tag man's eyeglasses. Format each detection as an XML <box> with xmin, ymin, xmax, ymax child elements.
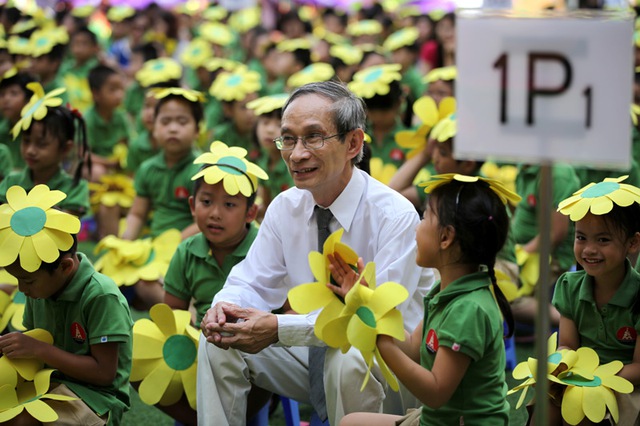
<box><xmin>273</xmin><ymin>133</ymin><xmax>345</xmax><ymax>151</ymax></box>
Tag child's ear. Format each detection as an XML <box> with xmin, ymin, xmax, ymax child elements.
<box><xmin>245</xmin><ymin>202</ymin><xmax>258</xmax><ymax>223</ymax></box>
<box><xmin>59</xmin><ymin>255</ymin><xmax>75</xmax><ymax>275</ymax></box>
<box><xmin>62</xmin><ymin>139</ymin><xmax>74</xmax><ymax>155</ymax></box>
<box><xmin>188</xmin><ymin>195</ymin><xmax>196</xmax><ymax>217</ymax></box>
<box><xmin>221</xmin><ymin>102</ymin><xmax>233</xmax><ymax>118</ymax></box>
<box><xmin>628</xmin><ymin>232</ymin><xmax>640</xmax><ymax>254</ymax></box>
<box><xmin>439</xmin><ymin>225</ymin><xmax>455</xmax><ymax>250</ymax></box>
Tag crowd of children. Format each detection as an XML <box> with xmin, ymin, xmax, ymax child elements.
<box><xmin>0</xmin><ymin>0</ymin><xmax>638</xmax><ymax>425</ymax></box>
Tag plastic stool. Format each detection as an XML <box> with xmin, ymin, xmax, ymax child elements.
<box><xmin>504</xmin><ymin>332</ymin><xmax>517</xmax><ymax>371</ymax></box>
<box><xmin>247</xmin><ymin>400</ymin><xmax>270</xmax><ymax>426</ymax></box>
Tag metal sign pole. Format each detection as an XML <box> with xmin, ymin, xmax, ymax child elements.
<box><xmin>534</xmin><ymin>161</ymin><xmax>552</xmax><ymax>425</ymax></box>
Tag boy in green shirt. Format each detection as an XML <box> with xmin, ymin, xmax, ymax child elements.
<box><xmin>0</xmin><ymin>69</ymin><xmax>36</xmax><ymax>170</ymax></box>
<box><xmin>0</xmin><ymin>184</ymin><xmax>132</xmax><ymax>425</ymax></box>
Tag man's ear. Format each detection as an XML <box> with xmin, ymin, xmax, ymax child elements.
<box><xmin>346</xmin><ymin>128</ymin><xmax>364</xmax><ymax>161</ymax></box>
<box><xmin>439</xmin><ymin>225</ymin><xmax>456</xmax><ymax>250</ymax></box>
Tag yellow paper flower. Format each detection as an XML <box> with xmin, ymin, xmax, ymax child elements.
<box><xmin>29</xmin><ymin>27</ymin><xmax>68</xmax><ymax>57</ymax></box>
<box><xmin>0</xmin><ymin>185</ymin><xmax>80</xmax><ymax>273</ymax></box>
<box><xmin>0</xmin><ymin>329</ymin><xmax>53</xmax><ymax>388</ymax></box>
<box><xmin>192</xmin><ymin>141</ymin><xmax>268</xmax><ymax>196</ymax></box>
<box><xmin>329</xmin><ymin>44</ymin><xmax>363</xmax><ymax>66</ymax></box>
<box><xmin>383</xmin><ymin>27</ymin><xmax>419</xmax><ymax>52</ymax></box>
<box><xmin>420</xmin><ymin>174</ymin><xmax>522</xmax><ymax>206</ymax></box>
<box><xmin>9</xmin><ymin>19</ymin><xmax>36</xmax><ymax>35</ymax></box>
<box><xmin>347</xmin><ymin>19</ymin><xmax>383</xmax><ymax>37</ymax></box>
<box><xmin>558</xmin><ymin>176</ymin><xmax>640</xmax><ymax>221</ymax></box>
<box><xmin>313</xmin><ymin>27</ymin><xmax>347</xmax><ymax>45</ymax></box>
<box><xmin>202</xmin><ymin>6</ymin><xmax>228</xmax><ymax>22</ymax></box>
<box><xmin>246</xmin><ymin>93</ymin><xmax>289</xmax><ymax>116</ymax></box>
<box><xmin>0</xmin><ymin>369</ymin><xmax>77</xmax><ymax>423</ymax></box>
<box><xmin>0</xmin><ymin>286</ymin><xmax>24</xmax><ymax>333</ymax></box>
<box><xmin>106</xmin><ymin>5</ymin><xmax>135</xmax><ymax>22</ymax></box>
<box><xmin>287</xmin><ymin>63</ymin><xmax>335</xmax><ymax>89</ymax></box>
<box><xmin>71</xmin><ymin>5</ymin><xmax>94</xmax><ymax>18</ymax></box>
<box><xmin>317</xmin><ymin>262</ymin><xmax>407</xmax><ymax>392</ymax></box>
<box><xmin>430</xmin><ymin>112</ymin><xmax>456</xmax><ymax>143</ymax></box>
<box><xmin>180</xmin><ymin>38</ymin><xmax>213</xmax><ymax>69</ymax></box>
<box><xmin>199</xmin><ymin>22</ymin><xmax>234</xmax><ymax>47</ymax></box>
<box><xmin>423</xmin><ymin>66</ymin><xmax>457</xmax><ymax>84</ymax></box>
<box><xmin>228</xmin><ymin>7</ymin><xmax>261</xmax><ymax>33</ymax></box>
<box><xmin>288</xmin><ymin>228</ymin><xmax>359</xmax><ymax>338</ymax></box>
<box><xmin>480</xmin><ymin>162</ymin><xmax>518</xmax><ymax>195</ymax></box>
<box><xmin>277</xmin><ymin>38</ymin><xmax>313</xmax><ymax>52</ymax></box>
<box><xmin>369</xmin><ymin>157</ymin><xmax>398</xmax><ymax>185</ymax></box>
<box><xmin>0</xmin><ymin>67</ymin><xmax>17</xmax><ymax>83</ymax></box>
<box><xmin>88</xmin><ymin>173</ymin><xmax>135</xmax><ymax>209</ymax></box>
<box><xmin>204</xmin><ymin>58</ymin><xmax>242</xmax><ymax>73</ymax></box>
<box><xmin>62</xmin><ymin>73</ymin><xmax>92</xmax><ymax>113</ymax></box>
<box><xmin>348</xmin><ymin>64</ymin><xmax>402</xmax><ymax>99</ymax></box>
<box><xmin>7</xmin><ymin>36</ymin><xmax>31</xmax><ymax>56</ymax></box>
<box><xmin>151</xmin><ymin>87</ymin><xmax>205</xmax><ymax>104</ymax></box>
<box><xmin>135</xmin><ymin>58</ymin><xmax>182</xmax><ymax>88</ymax></box>
<box><xmin>11</xmin><ymin>82</ymin><xmax>65</xmax><ymax>139</ymax></box>
<box><xmin>94</xmin><ymin>230</ymin><xmax>181</xmax><ymax>286</ymax></box>
<box><xmin>209</xmin><ymin>68</ymin><xmax>261</xmax><ymax>102</ymax></box>
<box><xmin>131</xmin><ymin>303</ymin><xmax>200</xmax><ymax>409</ymax></box>
<box><xmin>395</xmin><ymin>96</ymin><xmax>456</xmax><ymax>158</ymax></box>
<box><xmin>631</xmin><ymin>104</ymin><xmax>640</xmax><ymax>126</ymax></box>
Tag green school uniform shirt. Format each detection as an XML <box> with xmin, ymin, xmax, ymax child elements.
<box><xmin>204</xmin><ymin>95</ymin><xmax>224</xmax><ymax>132</ymax></box>
<box><xmin>126</xmin><ymin>130</ymin><xmax>158</xmax><ymax>173</ymax></box>
<box><xmin>401</xmin><ymin>65</ymin><xmax>426</xmax><ymax>101</ymax></box>
<box><xmin>0</xmin><ymin>143</ymin><xmax>13</xmax><ymax>179</ymax></box>
<box><xmin>22</xmin><ymin>253</ymin><xmax>133</xmax><ymax>425</ymax></box>
<box><xmin>164</xmin><ymin>225</ymin><xmax>259</xmax><ymax>324</ymax></box>
<box><xmin>368</xmin><ymin>120</ymin><xmax>410</xmax><ymax>169</ymax></box>
<box><xmin>0</xmin><ymin>168</ymin><xmax>90</xmax><ymax>216</ymax></box>
<box><xmin>0</xmin><ymin>118</ymin><xmax>23</xmax><ymax>170</ymax></box>
<box><xmin>134</xmin><ymin>151</ymin><xmax>200</xmax><ymax>237</ymax></box>
<box><xmin>211</xmin><ymin>121</ymin><xmax>257</xmax><ymax>154</ymax></box>
<box><xmin>124</xmin><ymin>82</ymin><xmax>146</xmax><ymax>133</ymax></box>
<box><xmin>256</xmin><ymin>153</ymin><xmax>293</xmax><ymax>200</ymax></box>
<box><xmin>84</xmin><ymin>106</ymin><xmax>133</xmax><ymax>157</ymax></box>
<box><xmin>420</xmin><ymin>272</ymin><xmax>509</xmax><ymax>425</ymax></box>
<box><xmin>574</xmin><ymin>159</ymin><xmax>640</xmax><ymax>188</ymax></box>
<box><xmin>552</xmin><ymin>262</ymin><xmax>640</xmax><ymax>365</ymax></box>
<box><xmin>511</xmin><ymin>163</ymin><xmax>580</xmax><ymax>271</ymax></box>
<box><xmin>43</xmin><ymin>75</ymin><xmax>69</xmax><ymax>105</ymax></box>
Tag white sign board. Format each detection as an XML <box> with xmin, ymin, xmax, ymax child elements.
<box><xmin>456</xmin><ymin>10</ymin><xmax>634</xmax><ymax>168</ymax></box>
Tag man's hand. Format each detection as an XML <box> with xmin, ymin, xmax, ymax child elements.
<box><xmin>201</xmin><ymin>303</ymin><xmax>279</xmax><ymax>353</ymax></box>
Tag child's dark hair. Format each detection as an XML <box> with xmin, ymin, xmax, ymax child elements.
<box><xmin>428</xmin><ymin>179</ymin><xmax>515</xmax><ymax>337</ymax></box>
<box><xmin>154</xmin><ymin>93</ymin><xmax>203</xmax><ymax>124</ymax></box>
<box><xmin>73</xmin><ymin>25</ymin><xmax>98</xmax><ymax>46</ymax></box>
<box><xmin>40</xmin><ymin>233</ymin><xmax>78</xmax><ymax>274</ymax></box>
<box><xmin>363</xmin><ymin>79</ymin><xmax>414</xmax><ymax>127</ymax></box>
<box><xmin>41</xmin><ymin>43</ymin><xmax>66</xmax><ymax>64</ymax></box>
<box><xmin>442</xmin><ymin>138</ymin><xmax>485</xmax><ymax>173</ymax></box>
<box><xmin>23</xmin><ymin>106</ymin><xmax>91</xmax><ymax>185</ymax></box>
<box><xmin>88</xmin><ymin>64</ymin><xmax>117</xmax><ymax>92</ymax></box>
<box><xmin>291</xmin><ymin>48</ymin><xmax>312</xmax><ymax>69</ymax></box>
<box><xmin>0</xmin><ymin>71</ymin><xmax>36</xmax><ymax>95</ymax></box>
<box><xmin>192</xmin><ymin>165</ymin><xmax>258</xmax><ymax>208</ymax></box>
<box><xmin>132</xmin><ymin>42</ymin><xmax>159</xmax><ymax>63</ymax></box>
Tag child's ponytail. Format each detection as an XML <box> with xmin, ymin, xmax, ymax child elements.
<box><xmin>486</xmin><ymin>259</ymin><xmax>515</xmax><ymax>338</ymax></box>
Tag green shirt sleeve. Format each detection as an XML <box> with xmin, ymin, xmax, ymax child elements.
<box><xmin>163</xmin><ymin>243</ymin><xmax>190</xmax><ymax>301</ymax></box>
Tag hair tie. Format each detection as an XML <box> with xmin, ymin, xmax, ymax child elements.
<box><xmin>66</xmin><ymin>103</ymin><xmax>83</xmax><ymax>120</ymax></box>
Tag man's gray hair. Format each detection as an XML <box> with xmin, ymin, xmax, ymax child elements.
<box><xmin>283</xmin><ymin>81</ymin><xmax>366</xmax><ymax>164</ymax></box>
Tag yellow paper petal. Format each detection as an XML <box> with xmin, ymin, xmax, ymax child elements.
<box><xmin>602</xmin><ymin>386</ymin><xmax>619</xmax><ymax>423</ymax></box>
<box><xmin>288</xmin><ymin>283</ymin><xmax>336</xmax><ymax>314</ymax></box>
<box><xmin>158</xmin><ymin>371</ymin><xmax>184</xmax><ymax>406</ymax></box>
<box><xmin>347</xmin><ymin>316</ymin><xmax>377</xmax><ymax>352</ymax></box>
<box><xmin>375</xmin><ymin>310</ymin><xmax>406</xmax><ymax>340</ymax></box>
<box><xmin>562</xmin><ymin>386</ymin><xmax>586</xmax><ymax>425</ymax></box>
<box><xmin>24</xmin><ymin>399</ymin><xmax>59</xmax><ymax>423</ymax></box>
<box><xmin>44</xmin><ymin>210</ymin><xmax>81</xmax><ymax>233</ymax></box>
<box><xmin>582</xmin><ymin>386</ymin><xmax>606</xmax><ymax>423</ymax></box>
<box><xmin>180</xmin><ymin>362</ymin><xmax>198</xmax><ymax>410</ymax></box>
<box><xmin>139</xmin><ymin>363</ymin><xmax>175</xmax><ymax>405</ymax></box>
<box><xmin>18</xmin><ymin>237</ymin><xmax>40</xmax><ymax>273</ymax></box>
<box><xmin>374</xmin><ymin>347</ymin><xmax>399</xmax><ymax>391</ymax></box>
<box><xmin>315</xmin><ymin>299</ymin><xmax>349</xmax><ymax>344</ymax></box>
<box><xmin>30</xmin><ymin>231</ymin><xmax>61</xmax><ymax>264</ymax></box>
<box><xmin>600</xmin><ymin>374</ymin><xmax>634</xmax><ymax>394</ymax></box>
<box><xmin>149</xmin><ymin>303</ymin><xmax>177</xmax><ymax>337</ymax></box>
<box><xmin>130</xmin><ymin>358</ymin><xmax>162</xmax><ymax>382</ymax></box>
<box><xmin>367</xmin><ymin>283</ymin><xmax>408</xmax><ymax>317</ymax></box>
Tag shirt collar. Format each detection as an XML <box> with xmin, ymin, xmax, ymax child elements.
<box><xmin>306</xmin><ymin>168</ymin><xmax>365</xmax><ymax>233</ymax></box>
<box><xmin>427</xmin><ymin>271</ymin><xmax>492</xmax><ymax>305</ymax></box>
<box><xmin>578</xmin><ymin>259</ymin><xmax>639</xmax><ymax>308</ymax></box>
<box><xmin>188</xmin><ymin>224</ymin><xmax>259</xmax><ymax>261</ymax></box>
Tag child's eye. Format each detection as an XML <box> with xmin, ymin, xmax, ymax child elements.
<box><xmin>225</xmin><ymin>202</ymin><xmax>236</xmax><ymax>208</ymax></box>
<box><xmin>201</xmin><ymin>199</ymin><xmax>211</xmax><ymax>206</ymax></box>
<box><xmin>575</xmin><ymin>235</ymin><xmax>585</xmax><ymax>241</ymax></box>
<box><xmin>598</xmin><ymin>238</ymin><xmax>610</xmax><ymax>243</ymax></box>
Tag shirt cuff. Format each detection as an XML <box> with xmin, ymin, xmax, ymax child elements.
<box><xmin>277</xmin><ymin>312</ymin><xmax>323</xmax><ymax>347</ymax></box>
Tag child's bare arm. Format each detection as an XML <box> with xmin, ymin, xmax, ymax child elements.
<box><xmin>619</xmin><ymin>337</ymin><xmax>640</xmax><ymax>385</ymax></box>
<box><xmin>164</xmin><ymin>292</ymin><xmax>189</xmax><ymax>311</ymax></box>
<box><xmin>557</xmin><ymin>316</ymin><xmax>580</xmax><ymax>350</ymax></box>
<box><xmin>0</xmin><ymin>332</ymin><xmax>119</xmax><ymax>387</ymax></box>
<box><xmin>122</xmin><ymin>196</ymin><xmax>150</xmax><ymax>240</ymax></box>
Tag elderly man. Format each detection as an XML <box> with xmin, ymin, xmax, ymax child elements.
<box><xmin>197</xmin><ymin>80</ymin><xmax>434</xmax><ymax>426</ymax></box>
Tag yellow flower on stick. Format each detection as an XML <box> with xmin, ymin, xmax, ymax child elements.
<box><xmin>0</xmin><ymin>185</ymin><xmax>80</xmax><ymax>272</ymax></box>
<box><xmin>0</xmin><ymin>369</ymin><xmax>77</xmax><ymax>423</ymax></box>
<box><xmin>318</xmin><ymin>262</ymin><xmax>408</xmax><ymax>392</ymax></box>
<box><xmin>558</xmin><ymin>175</ymin><xmax>640</xmax><ymax>222</ymax></box>
<box><xmin>131</xmin><ymin>304</ymin><xmax>200</xmax><ymax>409</ymax></box>
<box><xmin>11</xmin><ymin>83</ymin><xmax>65</xmax><ymax>139</ymax></box>
<box><xmin>0</xmin><ymin>329</ymin><xmax>52</xmax><ymax>388</ymax></box>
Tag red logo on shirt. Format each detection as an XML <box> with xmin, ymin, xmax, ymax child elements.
<box><xmin>425</xmin><ymin>329</ymin><xmax>439</xmax><ymax>353</ymax></box>
<box><xmin>389</xmin><ymin>148</ymin><xmax>405</xmax><ymax>162</ymax></box>
<box><xmin>174</xmin><ymin>186</ymin><xmax>189</xmax><ymax>199</ymax></box>
<box><xmin>71</xmin><ymin>322</ymin><xmax>86</xmax><ymax>344</ymax></box>
<box><xmin>616</xmin><ymin>327</ymin><xmax>637</xmax><ymax>345</ymax></box>
<box><xmin>527</xmin><ymin>194</ymin><xmax>536</xmax><ymax>207</ymax></box>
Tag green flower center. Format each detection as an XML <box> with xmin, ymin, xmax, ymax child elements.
<box><xmin>363</xmin><ymin>68</ymin><xmax>382</xmax><ymax>84</ymax></box>
<box><xmin>218</xmin><ymin>156</ymin><xmax>247</xmax><ymax>175</ymax></box>
<box><xmin>560</xmin><ymin>372</ymin><xmax>603</xmax><ymax>388</ymax></box>
<box><xmin>11</xmin><ymin>206</ymin><xmax>47</xmax><ymax>237</ymax></box>
<box><xmin>582</xmin><ymin>182</ymin><xmax>619</xmax><ymax>198</ymax></box>
<box><xmin>163</xmin><ymin>335</ymin><xmax>197</xmax><ymax>371</ymax></box>
<box><xmin>356</xmin><ymin>306</ymin><xmax>376</xmax><ymax>328</ymax></box>
<box><xmin>35</xmin><ymin>38</ymin><xmax>47</xmax><ymax>47</ymax></box>
<box><xmin>227</xmin><ymin>75</ymin><xmax>242</xmax><ymax>87</ymax></box>
<box><xmin>152</xmin><ymin>63</ymin><xmax>165</xmax><ymax>71</ymax></box>
<box><xmin>548</xmin><ymin>352</ymin><xmax>562</xmax><ymax>364</ymax></box>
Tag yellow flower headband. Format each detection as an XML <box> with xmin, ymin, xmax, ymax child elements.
<box><xmin>313</xmin><ymin>27</ymin><xmax>347</xmax><ymax>45</ymax></box>
<box><xmin>277</xmin><ymin>38</ymin><xmax>313</xmax><ymax>52</ymax></box>
<box><xmin>71</xmin><ymin>5</ymin><xmax>93</xmax><ymax>18</ymax></box>
<box><xmin>347</xmin><ymin>19</ymin><xmax>383</xmax><ymax>37</ymax></box>
<box><xmin>135</xmin><ymin>58</ymin><xmax>182</xmax><ymax>88</ymax></box>
<box><xmin>348</xmin><ymin>64</ymin><xmax>402</xmax><ymax>99</ymax></box>
<box><xmin>202</xmin><ymin>6</ymin><xmax>228</xmax><ymax>21</ymax></box>
<box><xmin>287</xmin><ymin>63</ymin><xmax>335</xmax><ymax>89</ymax></box>
<box><xmin>199</xmin><ymin>22</ymin><xmax>234</xmax><ymax>47</ymax></box>
<box><xmin>107</xmin><ymin>5</ymin><xmax>135</xmax><ymax>22</ymax></box>
<box><xmin>209</xmin><ymin>68</ymin><xmax>261</xmax><ymax>102</ymax></box>
<box><xmin>0</xmin><ymin>185</ymin><xmax>81</xmax><ymax>272</ymax></box>
<box><xmin>9</xmin><ymin>19</ymin><xmax>36</xmax><ymax>35</ymax></box>
<box><xmin>29</xmin><ymin>27</ymin><xmax>68</xmax><ymax>58</ymax></box>
<box><xmin>558</xmin><ymin>175</ymin><xmax>640</xmax><ymax>221</ymax></box>
<box><xmin>430</xmin><ymin>112</ymin><xmax>456</xmax><ymax>143</ymax></box>
<box><xmin>383</xmin><ymin>27</ymin><xmax>419</xmax><ymax>52</ymax></box>
<box><xmin>246</xmin><ymin>93</ymin><xmax>289</xmax><ymax>116</ymax></box>
<box><xmin>180</xmin><ymin>38</ymin><xmax>213</xmax><ymax>69</ymax></box>
<box><xmin>7</xmin><ymin>36</ymin><xmax>31</xmax><ymax>55</ymax></box>
<box><xmin>151</xmin><ymin>87</ymin><xmax>205</xmax><ymax>103</ymax></box>
<box><xmin>204</xmin><ymin>58</ymin><xmax>242</xmax><ymax>73</ymax></box>
<box><xmin>420</xmin><ymin>174</ymin><xmax>522</xmax><ymax>206</ymax></box>
<box><xmin>329</xmin><ymin>44</ymin><xmax>363</xmax><ymax>66</ymax></box>
<box><xmin>424</xmin><ymin>66</ymin><xmax>457</xmax><ymax>84</ymax></box>
<box><xmin>192</xmin><ymin>141</ymin><xmax>269</xmax><ymax>197</ymax></box>
<box><xmin>12</xmin><ymin>82</ymin><xmax>65</xmax><ymax>139</ymax></box>
<box><xmin>228</xmin><ymin>7</ymin><xmax>261</xmax><ymax>33</ymax></box>
<box><xmin>0</xmin><ymin>66</ymin><xmax>18</xmax><ymax>82</ymax></box>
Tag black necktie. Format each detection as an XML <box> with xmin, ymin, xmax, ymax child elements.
<box><xmin>309</xmin><ymin>206</ymin><xmax>333</xmax><ymax>421</ymax></box>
